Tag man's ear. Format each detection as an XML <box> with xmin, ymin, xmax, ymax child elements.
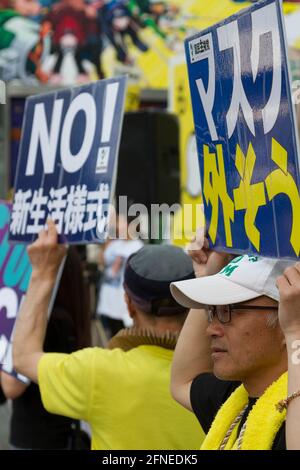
<box><xmin>124</xmin><ymin>292</ymin><xmax>136</xmax><ymax>319</ymax></box>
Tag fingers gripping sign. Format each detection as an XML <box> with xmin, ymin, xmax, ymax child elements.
<box><xmin>188</xmin><ymin>227</ymin><xmax>208</xmax><ymax>262</ymax></box>
<box><xmin>277</xmin><ymin>262</ymin><xmax>300</xmax><ymax>335</ymax></box>
<box><xmin>187</xmin><ymin>227</ymin><xmax>234</xmax><ymax>278</ymax></box>
<box><xmin>27</xmin><ymin>219</ymin><xmax>67</xmax><ymax>281</ymax></box>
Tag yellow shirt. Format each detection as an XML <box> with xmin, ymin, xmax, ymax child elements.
<box><xmin>38</xmin><ymin>346</ymin><xmax>204</xmax><ymax>450</ymax></box>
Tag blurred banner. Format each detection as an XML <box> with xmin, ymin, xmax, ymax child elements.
<box><xmin>0</xmin><ymin>199</ymin><xmax>64</xmax><ymax>382</ymax></box>
<box><xmin>0</xmin><ymin>200</ymin><xmax>31</xmax><ymax>382</ymax></box>
<box><xmin>169</xmin><ymin>55</ymin><xmax>204</xmax><ymax>247</ymax></box>
<box><xmin>185</xmin><ymin>0</ymin><xmax>300</xmax><ymax>259</ymax></box>
<box><xmin>1</xmin><ymin>1</ymin><xmax>299</xmax><ymax>88</ymax></box>
<box><xmin>9</xmin><ymin>77</ymin><xmax>127</xmax><ymax>244</ymax></box>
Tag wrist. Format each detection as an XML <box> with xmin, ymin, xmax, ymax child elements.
<box><xmin>30</xmin><ymin>269</ymin><xmax>57</xmax><ymax>285</ymax></box>
<box><xmin>284</xmin><ymin>329</ymin><xmax>300</xmax><ymax>343</ymax></box>
<box><xmin>285</xmin><ymin>331</ymin><xmax>300</xmax><ymax>364</ymax></box>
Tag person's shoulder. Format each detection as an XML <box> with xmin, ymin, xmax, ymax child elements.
<box><xmin>190</xmin><ymin>373</ymin><xmax>240</xmax><ymax>434</ymax></box>
<box><xmin>92</xmin><ymin>346</ymin><xmax>126</xmax><ymax>361</ymax></box>
<box><xmin>41</xmin><ymin>347</ymin><xmax>96</xmax><ymax>365</ymax></box>
<box><xmin>191</xmin><ymin>372</ymin><xmax>240</xmax><ymax>413</ymax></box>
<box><xmin>39</xmin><ymin>348</ymin><xmax>99</xmax><ymax>380</ymax></box>
<box><xmin>192</xmin><ymin>372</ymin><xmax>240</xmax><ymax>398</ymax></box>
<box><xmin>90</xmin><ymin>346</ymin><xmax>129</xmax><ymax>378</ymax></box>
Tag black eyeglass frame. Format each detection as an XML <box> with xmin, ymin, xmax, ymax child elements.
<box><xmin>206</xmin><ymin>304</ymin><xmax>278</xmax><ymax>324</ymax></box>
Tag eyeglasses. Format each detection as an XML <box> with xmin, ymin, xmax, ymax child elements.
<box><xmin>206</xmin><ymin>304</ymin><xmax>278</xmax><ymax>324</ymax></box>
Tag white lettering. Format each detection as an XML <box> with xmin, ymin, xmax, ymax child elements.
<box><xmin>26</xmin><ymin>99</ymin><xmax>64</xmax><ymax>175</ymax></box>
<box><xmin>217</xmin><ymin>20</ymin><xmax>255</xmax><ymax>138</ymax></box>
<box><xmin>60</xmin><ymin>93</ymin><xmax>96</xmax><ymax>173</ymax></box>
<box><xmin>251</xmin><ymin>2</ymin><xmax>281</xmax><ymax>134</ymax></box>
<box><xmin>195</xmin><ymin>33</ymin><xmax>218</xmax><ymax>141</ymax></box>
<box><xmin>291</xmin><ymin>339</ymin><xmax>300</xmax><ymax>365</ymax></box>
<box><xmin>0</xmin><ymin>287</ymin><xmax>18</xmax><ymax>319</ymax></box>
<box><xmin>101</xmin><ymin>83</ymin><xmax>119</xmax><ymax>143</ymax></box>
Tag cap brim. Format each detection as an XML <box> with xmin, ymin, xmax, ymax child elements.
<box><xmin>170</xmin><ymin>274</ymin><xmax>260</xmax><ymax>308</ymax></box>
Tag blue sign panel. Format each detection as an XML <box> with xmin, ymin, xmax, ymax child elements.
<box><xmin>185</xmin><ymin>0</ymin><xmax>300</xmax><ymax>259</ymax></box>
<box><xmin>9</xmin><ymin>77</ymin><xmax>127</xmax><ymax>244</ymax></box>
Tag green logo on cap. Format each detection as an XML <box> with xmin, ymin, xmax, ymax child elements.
<box><xmin>220</xmin><ymin>255</ymin><xmax>258</xmax><ymax>277</ymax></box>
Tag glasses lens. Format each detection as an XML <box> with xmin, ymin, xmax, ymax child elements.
<box><xmin>217</xmin><ymin>305</ymin><xmax>231</xmax><ymax>323</ymax></box>
<box><xmin>207</xmin><ymin>306</ymin><xmax>215</xmax><ymax>322</ymax></box>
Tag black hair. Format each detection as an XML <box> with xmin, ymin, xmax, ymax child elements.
<box><xmin>54</xmin><ymin>246</ymin><xmax>91</xmax><ymax>349</ymax></box>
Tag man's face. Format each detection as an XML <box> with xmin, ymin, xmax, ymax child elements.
<box><xmin>206</xmin><ymin>296</ymin><xmax>285</xmax><ymax>382</ymax></box>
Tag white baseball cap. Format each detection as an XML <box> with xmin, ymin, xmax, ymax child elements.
<box><xmin>170</xmin><ymin>255</ymin><xmax>294</xmax><ymax>308</ymax></box>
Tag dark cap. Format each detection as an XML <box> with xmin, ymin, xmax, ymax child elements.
<box><xmin>124</xmin><ymin>244</ymin><xmax>195</xmax><ymax>316</ymax></box>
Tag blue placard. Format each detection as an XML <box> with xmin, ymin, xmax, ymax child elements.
<box><xmin>185</xmin><ymin>0</ymin><xmax>300</xmax><ymax>259</ymax></box>
<box><xmin>9</xmin><ymin>77</ymin><xmax>127</xmax><ymax>244</ymax></box>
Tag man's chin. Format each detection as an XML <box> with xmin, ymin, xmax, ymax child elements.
<box><xmin>213</xmin><ymin>366</ymin><xmax>240</xmax><ymax>382</ymax></box>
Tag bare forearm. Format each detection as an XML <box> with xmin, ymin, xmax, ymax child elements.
<box><xmin>171</xmin><ymin>309</ymin><xmax>212</xmax><ymax>408</ymax></box>
<box><xmin>12</xmin><ymin>220</ymin><xmax>67</xmax><ymax>382</ymax></box>
<box><xmin>285</xmin><ymin>331</ymin><xmax>300</xmax><ymax>450</ymax></box>
<box><xmin>172</xmin><ymin>309</ymin><xmax>212</xmax><ymax>383</ymax></box>
<box><xmin>13</xmin><ymin>273</ymin><xmax>55</xmax><ymax>375</ymax></box>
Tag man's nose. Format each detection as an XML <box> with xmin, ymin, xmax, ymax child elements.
<box><xmin>206</xmin><ymin>318</ymin><xmax>225</xmax><ymax>337</ymax></box>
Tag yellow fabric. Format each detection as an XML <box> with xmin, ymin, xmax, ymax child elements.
<box><xmin>201</xmin><ymin>372</ymin><xmax>287</xmax><ymax>450</ymax></box>
<box><xmin>38</xmin><ymin>346</ymin><xmax>204</xmax><ymax>450</ymax></box>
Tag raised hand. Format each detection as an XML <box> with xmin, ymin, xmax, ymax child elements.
<box><xmin>276</xmin><ymin>263</ymin><xmax>300</xmax><ymax>336</ymax></box>
<box><xmin>187</xmin><ymin>227</ymin><xmax>233</xmax><ymax>277</ymax></box>
<box><xmin>27</xmin><ymin>219</ymin><xmax>67</xmax><ymax>282</ymax></box>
